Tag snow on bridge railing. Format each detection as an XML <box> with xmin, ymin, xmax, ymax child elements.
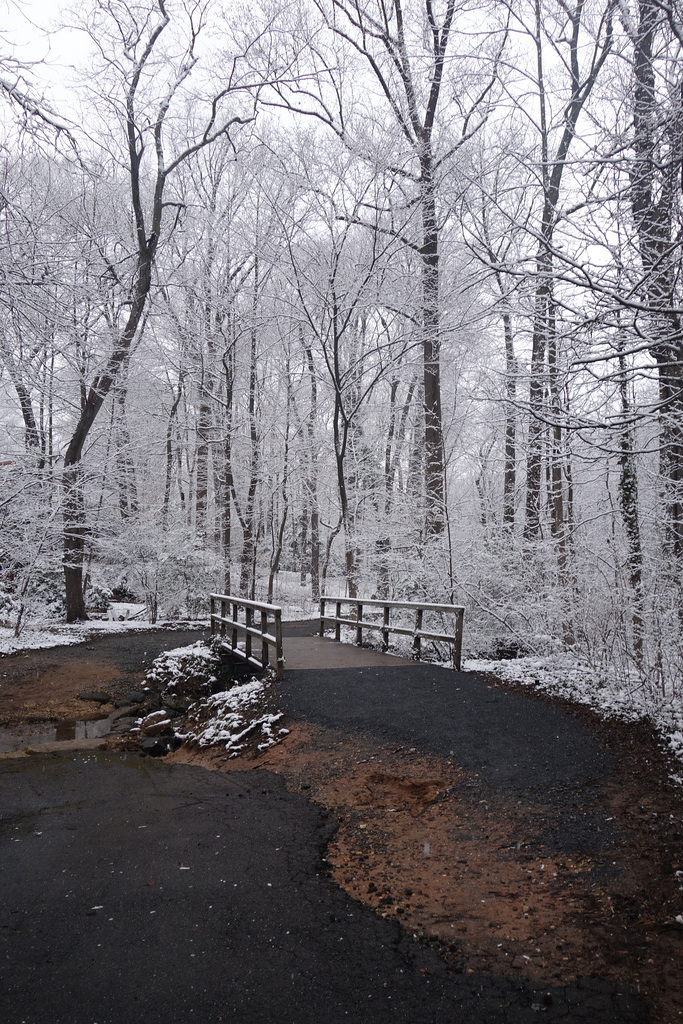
<box><xmin>319</xmin><ymin>596</ymin><xmax>465</xmax><ymax>671</ymax></box>
<box><xmin>210</xmin><ymin>594</ymin><xmax>284</xmax><ymax>680</ymax></box>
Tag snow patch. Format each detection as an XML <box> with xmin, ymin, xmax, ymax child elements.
<box><xmin>178</xmin><ymin>679</ymin><xmax>285</xmax><ymax>757</ymax></box>
<box><xmin>0</xmin><ymin>619</ymin><xmax>208</xmax><ymax>657</ymax></box>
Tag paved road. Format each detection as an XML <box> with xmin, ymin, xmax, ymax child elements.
<box><xmin>0</xmin><ymin>624</ymin><xmax>648</xmax><ymax>1023</ymax></box>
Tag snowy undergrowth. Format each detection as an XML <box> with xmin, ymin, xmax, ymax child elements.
<box><xmin>465</xmin><ymin>653</ymin><xmax>683</xmax><ymax>777</ymax></box>
<box><xmin>177</xmin><ymin>678</ymin><xmax>288</xmax><ymax>756</ymax></box>
<box><xmin>144</xmin><ymin>640</ymin><xmax>219</xmax><ymax>693</ymax></box>
<box><xmin>141</xmin><ymin>640</ymin><xmax>288</xmax><ymax>757</ymax></box>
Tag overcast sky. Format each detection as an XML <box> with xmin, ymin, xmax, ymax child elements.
<box><xmin>5</xmin><ymin>0</ymin><xmax>86</xmax><ymax>110</ymax></box>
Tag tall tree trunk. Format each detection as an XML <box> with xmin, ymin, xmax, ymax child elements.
<box><xmin>630</xmin><ymin>0</ymin><xmax>683</xmax><ymax>615</ymax></box>
<box><xmin>0</xmin><ymin>344</ymin><xmax>45</xmax><ymax>469</ymax></box>
<box><xmin>62</xmin><ymin>463</ymin><xmax>88</xmax><ymax>621</ymax></box>
<box><xmin>195</xmin><ymin>390</ymin><xmax>212</xmax><ymax>541</ymax></box>
<box><xmin>62</xmin><ymin>243</ymin><xmax>154</xmax><ymax>620</ymax></box>
<box><xmin>377</xmin><ymin>375</ymin><xmax>417</xmax><ymax>596</ymax></box>
<box><xmin>547</xmin><ymin>302</ymin><xmax>567</xmax><ymax>576</ymax></box>
<box><xmin>221</xmin><ymin>346</ymin><xmax>236</xmax><ymax>594</ymax></box>
<box><xmin>421</xmin><ymin>157</ymin><xmax>445</xmax><ymax>538</ymax></box>
<box><xmin>617</xmin><ymin>340</ymin><xmax>644</xmax><ymax>661</ymax></box>
<box><xmin>524</xmin><ymin>260</ymin><xmax>550</xmax><ymax>541</ymax></box>
<box><xmin>239</xmin><ymin>256</ymin><xmax>261</xmax><ymax>597</ymax></box>
<box><xmin>502</xmin><ymin>308</ymin><xmax>517</xmax><ymax>529</ymax></box>
<box><xmin>114</xmin><ymin>353</ymin><xmax>139</xmax><ymax>521</ymax></box>
<box><xmin>268</xmin><ymin>363</ymin><xmax>292</xmax><ymax>604</ymax></box>
<box><xmin>303</xmin><ymin>338</ymin><xmax>320</xmax><ymax>601</ymax></box>
<box><xmin>58</xmin><ymin>1</ymin><xmax>253</xmax><ymax>619</ymax></box>
<box><xmin>163</xmin><ymin>373</ymin><xmax>184</xmax><ymax>525</ymax></box>
<box><xmin>524</xmin><ymin>0</ymin><xmax>614</xmax><ymax>542</ymax></box>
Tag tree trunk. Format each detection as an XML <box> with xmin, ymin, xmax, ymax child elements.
<box><xmin>524</xmin><ymin>264</ymin><xmax>549</xmax><ymax>542</ymax></box>
<box><xmin>617</xmin><ymin>343</ymin><xmax>644</xmax><ymax>661</ymax></box>
<box><xmin>303</xmin><ymin>338</ymin><xmax>320</xmax><ymax>601</ymax></box>
<box><xmin>239</xmin><ymin>257</ymin><xmax>261</xmax><ymax>596</ymax></box>
<box><xmin>630</xmin><ymin>0</ymin><xmax>683</xmax><ymax>614</ymax></box>
<box><xmin>62</xmin><ymin>463</ymin><xmax>88</xmax><ymax>621</ymax></box>
<box><xmin>163</xmin><ymin>374</ymin><xmax>184</xmax><ymax>525</ymax></box>
<box><xmin>195</xmin><ymin>390</ymin><xmax>212</xmax><ymax>541</ymax></box>
<box><xmin>502</xmin><ymin>309</ymin><xmax>517</xmax><ymax>528</ymax></box>
<box><xmin>421</xmin><ymin>157</ymin><xmax>445</xmax><ymax>538</ymax></box>
<box><xmin>547</xmin><ymin>302</ymin><xmax>567</xmax><ymax>576</ymax></box>
<box><xmin>524</xmin><ymin>0</ymin><xmax>614</xmax><ymax>542</ymax></box>
<box><xmin>268</xmin><ymin>365</ymin><xmax>292</xmax><ymax>604</ymax></box>
<box><xmin>114</xmin><ymin>354</ymin><xmax>139</xmax><ymax>521</ymax></box>
<box><xmin>221</xmin><ymin>354</ymin><xmax>234</xmax><ymax>595</ymax></box>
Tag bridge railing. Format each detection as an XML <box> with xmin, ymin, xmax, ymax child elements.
<box><xmin>319</xmin><ymin>596</ymin><xmax>465</xmax><ymax>670</ymax></box>
<box><xmin>210</xmin><ymin>594</ymin><xmax>284</xmax><ymax>680</ymax></box>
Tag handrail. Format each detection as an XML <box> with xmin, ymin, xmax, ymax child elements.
<box><xmin>320</xmin><ymin>595</ymin><xmax>465</xmax><ymax>670</ymax></box>
<box><xmin>210</xmin><ymin>594</ymin><xmax>284</xmax><ymax>680</ymax></box>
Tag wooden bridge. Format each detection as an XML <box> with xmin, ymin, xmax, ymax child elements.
<box><xmin>209</xmin><ymin>593</ymin><xmax>465</xmax><ymax>678</ymax></box>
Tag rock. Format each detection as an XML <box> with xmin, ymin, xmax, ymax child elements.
<box><xmin>139</xmin><ymin>736</ymin><xmax>167</xmax><ymax>757</ymax></box>
<box><xmin>114</xmin><ymin>699</ymin><xmax>131</xmax><ymax>708</ymax></box>
<box><xmin>140</xmin><ymin>710</ymin><xmax>173</xmax><ymax>736</ymax></box>
<box><xmin>109</xmin><ymin>717</ymin><xmax>137</xmax><ymax>735</ymax></box>
<box><xmin>78</xmin><ymin>691</ymin><xmax>112</xmax><ymax>704</ymax></box>
<box><xmin>127</xmin><ymin>691</ymin><xmax>147</xmax><ymax>704</ymax></box>
<box><xmin>161</xmin><ymin>696</ymin><xmax>191</xmax><ymax>713</ymax></box>
<box><xmin>139</xmin><ymin>733</ymin><xmax>180</xmax><ymax>757</ymax></box>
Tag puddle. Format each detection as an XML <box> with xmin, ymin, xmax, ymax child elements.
<box><xmin>0</xmin><ymin>716</ymin><xmax>117</xmax><ymax>753</ymax></box>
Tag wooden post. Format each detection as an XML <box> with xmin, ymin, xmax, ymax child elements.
<box><xmin>413</xmin><ymin>607</ymin><xmax>423</xmax><ymax>658</ymax></box>
<box><xmin>232</xmin><ymin>601</ymin><xmax>239</xmax><ymax>652</ymax></box>
<box><xmin>261</xmin><ymin>608</ymin><xmax>268</xmax><ymax>670</ymax></box>
<box><xmin>356</xmin><ymin>602</ymin><xmax>363</xmax><ymax>645</ymax></box>
<box><xmin>335</xmin><ymin>601</ymin><xmax>341</xmax><ymax>642</ymax></box>
<box><xmin>274</xmin><ymin>608</ymin><xmax>284</xmax><ymax>680</ymax></box>
<box><xmin>220</xmin><ymin>598</ymin><xmax>227</xmax><ymax>638</ymax></box>
<box><xmin>320</xmin><ymin>597</ymin><xmax>325</xmax><ymax>637</ymax></box>
<box><xmin>453</xmin><ymin>607</ymin><xmax>464</xmax><ymax>671</ymax></box>
<box><xmin>245</xmin><ymin>606</ymin><xmax>252</xmax><ymax>660</ymax></box>
<box><xmin>382</xmin><ymin>604</ymin><xmax>390</xmax><ymax>651</ymax></box>
<box><xmin>210</xmin><ymin>595</ymin><xmax>216</xmax><ymax>636</ymax></box>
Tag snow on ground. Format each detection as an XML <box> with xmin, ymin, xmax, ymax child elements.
<box><xmin>0</xmin><ymin>618</ymin><xmax>209</xmax><ymax>656</ymax></box>
<box><xmin>143</xmin><ymin>640</ymin><xmax>220</xmax><ymax>692</ymax></box>
<box><xmin>465</xmin><ymin>653</ymin><xmax>683</xmax><ymax>778</ymax></box>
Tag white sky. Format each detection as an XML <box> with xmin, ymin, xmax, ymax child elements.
<box><xmin>4</xmin><ymin>0</ymin><xmax>86</xmax><ymax>110</ymax></box>
<box><xmin>6</xmin><ymin>0</ymin><xmax>71</xmax><ymax>54</ymax></box>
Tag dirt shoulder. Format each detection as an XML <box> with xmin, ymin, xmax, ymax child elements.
<box><xmin>0</xmin><ymin>627</ymin><xmax>208</xmax><ymax>726</ymax></box>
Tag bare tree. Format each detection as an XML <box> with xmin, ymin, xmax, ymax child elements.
<box><xmin>504</xmin><ymin>0</ymin><xmax>617</xmax><ymax>544</ymax></box>
<box><xmin>269</xmin><ymin>135</ymin><xmax>412</xmax><ymax>597</ymax></box>
<box><xmin>623</xmin><ymin>0</ymin><xmax>683</xmax><ymax>577</ymax></box>
<box><xmin>60</xmin><ymin>0</ymin><xmax>258</xmax><ymax>620</ymax></box>
<box><xmin>264</xmin><ymin>0</ymin><xmax>505</xmax><ymax>539</ymax></box>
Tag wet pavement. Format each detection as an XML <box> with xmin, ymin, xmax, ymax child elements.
<box><xmin>0</xmin><ymin>751</ymin><xmax>646</xmax><ymax>1024</ymax></box>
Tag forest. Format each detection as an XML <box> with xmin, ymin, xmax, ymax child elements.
<box><xmin>1</xmin><ymin>0</ymin><xmax>682</xmax><ymax>703</ymax></box>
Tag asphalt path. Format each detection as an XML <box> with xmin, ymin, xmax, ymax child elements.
<box><xmin>280</xmin><ymin>624</ymin><xmax>620</xmax><ymax>857</ymax></box>
<box><xmin>280</xmin><ymin>661</ymin><xmax>612</xmax><ymax>796</ymax></box>
<box><xmin>0</xmin><ymin>625</ymin><xmax>648</xmax><ymax>1023</ymax></box>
